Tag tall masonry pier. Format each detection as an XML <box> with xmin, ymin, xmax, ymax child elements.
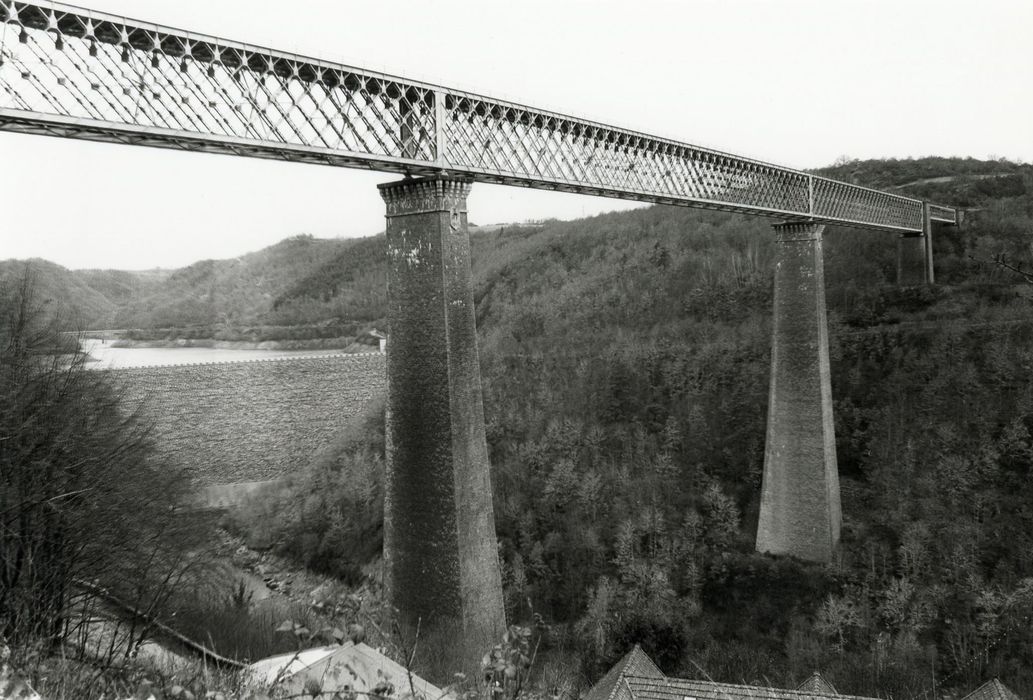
<box><xmin>757</xmin><ymin>222</ymin><xmax>841</xmax><ymax>563</ymax></box>
<box><xmin>897</xmin><ymin>233</ymin><xmax>928</xmax><ymax>286</ymax></box>
<box><xmin>379</xmin><ymin>175</ymin><xmax>505</xmax><ymax>675</ymax></box>
<box><xmin>898</xmin><ymin>203</ymin><xmax>945</xmax><ymax>286</ymax></box>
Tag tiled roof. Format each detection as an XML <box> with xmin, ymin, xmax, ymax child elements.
<box><xmin>584</xmin><ymin>645</ymin><xmax>665</xmax><ymax>700</ymax></box>
<box><xmin>622</xmin><ymin>675</ymin><xmax>879</xmax><ymax>700</ymax></box>
<box><xmin>797</xmin><ymin>672</ymin><xmax>838</xmax><ymax>696</ymax></box>
<box><xmin>961</xmin><ymin>679</ymin><xmax>1023</xmax><ymax>700</ymax></box>
<box><xmin>586</xmin><ymin>646</ymin><xmax>883</xmax><ymax>700</ymax></box>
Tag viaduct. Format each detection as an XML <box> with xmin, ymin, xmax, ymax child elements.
<box><xmin>0</xmin><ymin>1</ymin><xmax>959</xmax><ymax>674</ymax></box>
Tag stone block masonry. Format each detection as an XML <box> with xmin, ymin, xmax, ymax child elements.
<box><xmin>108</xmin><ymin>353</ymin><xmax>387</xmax><ymax>485</ymax></box>
<box><xmin>380</xmin><ymin>175</ymin><xmax>505</xmax><ymax>680</ymax></box>
<box><xmin>757</xmin><ymin>222</ymin><xmax>841</xmax><ymax>564</ymax></box>
<box><xmin>897</xmin><ymin>233</ymin><xmax>927</xmax><ymax>286</ymax></box>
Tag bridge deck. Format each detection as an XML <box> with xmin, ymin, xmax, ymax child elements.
<box><xmin>0</xmin><ymin>1</ymin><xmax>956</xmax><ymax>232</ymax></box>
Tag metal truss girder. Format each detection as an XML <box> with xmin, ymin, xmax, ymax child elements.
<box><xmin>0</xmin><ymin>1</ymin><xmax>956</xmax><ymax>233</ymax></box>
<box><xmin>0</xmin><ymin>108</ymin><xmax>442</xmax><ymax>174</ymax></box>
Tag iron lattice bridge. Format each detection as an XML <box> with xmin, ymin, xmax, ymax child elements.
<box><xmin>0</xmin><ymin>1</ymin><xmax>957</xmax><ymax>233</ymax></box>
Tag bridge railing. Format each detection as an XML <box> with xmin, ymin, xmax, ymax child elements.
<box><xmin>0</xmin><ymin>1</ymin><xmax>955</xmax><ymax>232</ymax></box>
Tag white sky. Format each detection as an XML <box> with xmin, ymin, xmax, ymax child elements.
<box><xmin>1</xmin><ymin>0</ymin><xmax>1030</xmax><ymax>270</ymax></box>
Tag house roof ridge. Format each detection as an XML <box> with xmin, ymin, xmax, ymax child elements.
<box><xmin>624</xmin><ymin>675</ymin><xmax>880</xmax><ymax>700</ymax></box>
<box><xmin>960</xmin><ymin>678</ymin><xmax>1023</xmax><ymax>700</ymax></box>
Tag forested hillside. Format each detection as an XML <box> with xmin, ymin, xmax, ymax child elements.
<box><xmin>476</xmin><ymin>158</ymin><xmax>1033</xmax><ymax>694</ymax></box>
<box><xmin>106</xmin><ymin>234</ymin><xmax>358</xmax><ymax>331</ymax></box>
<box><xmin>0</xmin><ymin>258</ymin><xmax>121</xmax><ymax>328</ymax></box>
<box><xmin>0</xmin><ymin>234</ymin><xmax>361</xmax><ymax>333</ymax></box>
<box><xmin>4</xmin><ymin>156</ymin><xmax>1033</xmax><ymax>695</ymax></box>
<box><xmin>229</xmin><ymin>157</ymin><xmax>1033</xmax><ymax>697</ymax></box>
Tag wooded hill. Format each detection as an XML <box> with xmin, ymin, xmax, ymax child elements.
<box><xmin>0</xmin><ymin>235</ymin><xmax>362</xmax><ymax>334</ymax></box>
<box><xmin>4</xmin><ymin>156</ymin><xmax>1033</xmax><ymax>695</ymax></box>
<box><xmin>4</xmin><ymin>156</ymin><xmax>1028</xmax><ymax>336</ymax></box>
<box><xmin>225</xmin><ymin>157</ymin><xmax>1031</xmax><ymax>696</ymax></box>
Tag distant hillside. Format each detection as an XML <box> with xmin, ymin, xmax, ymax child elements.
<box><xmin>107</xmin><ymin>234</ymin><xmax>355</xmax><ymax>330</ymax></box>
<box><xmin>267</xmin><ymin>235</ymin><xmax>387</xmax><ymax>326</ymax></box>
<box><xmin>0</xmin><ymin>234</ymin><xmax>361</xmax><ymax>334</ymax></box>
<box><xmin>3</xmin><ymin>157</ymin><xmax>1030</xmax><ymax>338</ymax></box>
<box><xmin>262</xmin><ymin>223</ymin><xmax>563</xmax><ymax>330</ymax></box>
<box><xmin>817</xmin><ymin>155</ymin><xmax>1029</xmax><ymax>207</ymax></box>
<box><xmin>74</xmin><ymin>267</ymin><xmax>169</xmax><ymax>311</ymax></box>
<box><xmin>174</xmin><ymin>156</ymin><xmax>1033</xmax><ymax>340</ymax></box>
<box><xmin>0</xmin><ymin>258</ymin><xmax>118</xmax><ymax>329</ymax></box>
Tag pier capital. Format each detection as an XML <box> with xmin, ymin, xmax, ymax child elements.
<box><xmin>378</xmin><ymin>176</ymin><xmax>472</xmax><ymax>217</ymax></box>
<box><xmin>773</xmin><ymin>221</ymin><xmax>826</xmax><ymax>243</ymax></box>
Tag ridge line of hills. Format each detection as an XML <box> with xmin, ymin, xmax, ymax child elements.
<box><xmin>1</xmin><ymin>156</ymin><xmax>1030</xmax><ymax>341</ymax></box>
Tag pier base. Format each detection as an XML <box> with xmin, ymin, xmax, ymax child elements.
<box><xmin>378</xmin><ymin>175</ymin><xmax>505</xmax><ymax>679</ymax></box>
<box><xmin>757</xmin><ymin>222</ymin><xmax>841</xmax><ymax>563</ymax></box>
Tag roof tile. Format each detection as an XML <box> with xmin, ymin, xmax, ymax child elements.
<box><xmin>961</xmin><ymin>679</ymin><xmax>1023</xmax><ymax>700</ymax></box>
<box><xmin>584</xmin><ymin>645</ymin><xmax>665</xmax><ymax>700</ymax></box>
<box><xmin>623</xmin><ymin>675</ymin><xmax>878</xmax><ymax>700</ymax></box>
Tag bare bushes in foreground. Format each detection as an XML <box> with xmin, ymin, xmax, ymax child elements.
<box><xmin>0</xmin><ymin>270</ymin><xmax>206</xmax><ymax>684</ymax></box>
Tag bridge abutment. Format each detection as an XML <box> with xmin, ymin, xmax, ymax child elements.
<box><xmin>757</xmin><ymin>222</ymin><xmax>841</xmax><ymax>563</ymax></box>
<box><xmin>378</xmin><ymin>175</ymin><xmax>505</xmax><ymax>678</ymax></box>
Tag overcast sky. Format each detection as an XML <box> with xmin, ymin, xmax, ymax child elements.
<box><xmin>1</xmin><ymin>0</ymin><xmax>1030</xmax><ymax>270</ymax></box>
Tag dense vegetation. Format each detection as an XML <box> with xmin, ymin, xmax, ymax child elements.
<box><xmin>5</xmin><ymin>156</ymin><xmax>1033</xmax><ymax>697</ymax></box>
<box><xmin>228</xmin><ymin>157</ymin><xmax>1033</xmax><ymax>697</ymax></box>
<box><xmin>0</xmin><ymin>271</ymin><xmax>226</xmax><ymax>697</ymax></box>
<box><xmin>0</xmin><ymin>235</ymin><xmax>364</xmax><ymax>333</ymax></box>
<box><xmin>469</xmin><ymin>159</ymin><xmax>1033</xmax><ymax>696</ymax></box>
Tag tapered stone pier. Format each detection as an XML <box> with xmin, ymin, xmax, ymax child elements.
<box><xmin>898</xmin><ymin>202</ymin><xmax>937</xmax><ymax>286</ymax></box>
<box><xmin>757</xmin><ymin>222</ymin><xmax>841</xmax><ymax>563</ymax></box>
<box><xmin>378</xmin><ymin>175</ymin><xmax>505</xmax><ymax>677</ymax></box>
<box><xmin>922</xmin><ymin>203</ymin><xmax>936</xmax><ymax>285</ymax></box>
<box><xmin>897</xmin><ymin>233</ymin><xmax>927</xmax><ymax>286</ymax></box>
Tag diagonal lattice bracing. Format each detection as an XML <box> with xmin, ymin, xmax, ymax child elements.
<box><xmin>0</xmin><ymin>1</ymin><xmax>438</xmax><ymax>171</ymax></box>
<box><xmin>0</xmin><ymin>1</ymin><xmax>953</xmax><ymax>232</ymax></box>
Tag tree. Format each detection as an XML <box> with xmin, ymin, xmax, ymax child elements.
<box><xmin>0</xmin><ymin>270</ymin><xmax>200</xmax><ymax>670</ymax></box>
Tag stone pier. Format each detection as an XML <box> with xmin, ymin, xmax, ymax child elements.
<box><xmin>922</xmin><ymin>203</ymin><xmax>936</xmax><ymax>285</ymax></box>
<box><xmin>378</xmin><ymin>175</ymin><xmax>505</xmax><ymax>678</ymax></box>
<box><xmin>757</xmin><ymin>222</ymin><xmax>841</xmax><ymax>563</ymax></box>
<box><xmin>897</xmin><ymin>202</ymin><xmax>937</xmax><ymax>286</ymax></box>
<box><xmin>897</xmin><ymin>233</ymin><xmax>927</xmax><ymax>286</ymax></box>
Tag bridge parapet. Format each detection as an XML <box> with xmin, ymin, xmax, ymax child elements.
<box><xmin>0</xmin><ymin>0</ymin><xmax>955</xmax><ymax>233</ymax></box>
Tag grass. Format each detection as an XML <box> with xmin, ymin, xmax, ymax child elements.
<box><xmin>26</xmin><ymin>656</ymin><xmax>253</xmax><ymax>700</ymax></box>
<box><xmin>167</xmin><ymin>592</ymin><xmax>326</xmax><ymax>664</ymax></box>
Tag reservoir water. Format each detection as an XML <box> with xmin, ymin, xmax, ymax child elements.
<box><xmin>80</xmin><ymin>338</ymin><xmax>352</xmax><ymax>369</ymax></box>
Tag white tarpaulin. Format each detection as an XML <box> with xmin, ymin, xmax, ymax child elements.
<box><xmin>247</xmin><ymin>642</ymin><xmax>450</xmax><ymax>700</ymax></box>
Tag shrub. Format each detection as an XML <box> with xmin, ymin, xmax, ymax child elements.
<box><xmin>0</xmin><ymin>270</ymin><xmax>203</xmax><ymax>671</ymax></box>
<box><xmin>226</xmin><ymin>399</ymin><xmax>386</xmax><ymax>584</ymax></box>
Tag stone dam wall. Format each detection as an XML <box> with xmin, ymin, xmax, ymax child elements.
<box><xmin>108</xmin><ymin>353</ymin><xmax>387</xmax><ymax>486</ymax></box>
